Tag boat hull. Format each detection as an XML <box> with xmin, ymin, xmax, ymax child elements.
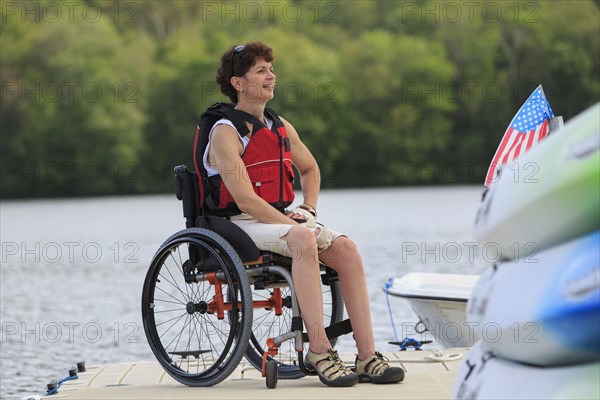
<box><xmin>386</xmin><ymin>273</ymin><xmax>480</xmax><ymax>348</ymax></box>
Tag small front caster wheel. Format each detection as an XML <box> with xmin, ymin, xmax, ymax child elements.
<box><xmin>266</xmin><ymin>360</ymin><xmax>278</xmax><ymax>389</ymax></box>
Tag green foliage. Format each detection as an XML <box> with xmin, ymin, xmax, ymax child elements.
<box><xmin>1</xmin><ymin>0</ymin><xmax>153</xmax><ymax>197</ymax></box>
<box><xmin>1</xmin><ymin>0</ymin><xmax>599</xmax><ymax>197</ymax></box>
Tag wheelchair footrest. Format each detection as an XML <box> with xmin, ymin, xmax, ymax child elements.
<box><xmin>301</xmin><ymin>319</ymin><xmax>353</xmax><ymax>343</ymax></box>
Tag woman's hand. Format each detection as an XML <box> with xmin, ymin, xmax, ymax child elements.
<box><xmin>286</xmin><ymin>210</ymin><xmax>305</xmax><ymax>221</ymax></box>
<box><xmin>287</xmin><ymin>205</ymin><xmax>316</xmax><ymax>222</ymax></box>
<box><xmin>286</xmin><ymin>206</ymin><xmax>333</xmax><ymax>250</ymax></box>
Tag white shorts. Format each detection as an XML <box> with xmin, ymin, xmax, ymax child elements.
<box><xmin>229</xmin><ymin>213</ymin><xmax>344</xmax><ymax>258</ymax></box>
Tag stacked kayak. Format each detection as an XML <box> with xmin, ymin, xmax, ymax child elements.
<box><xmin>455</xmin><ymin>103</ymin><xmax>600</xmax><ymax>399</ymax></box>
<box><xmin>474</xmin><ymin>103</ymin><xmax>600</xmax><ymax>260</ymax></box>
<box><xmin>467</xmin><ymin>231</ymin><xmax>599</xmax><ymax>366</ymax></box>
<box><xmin>454</xmin><ymin>342</ymin><xmax>599</xmax><ymax>400</ymax></box>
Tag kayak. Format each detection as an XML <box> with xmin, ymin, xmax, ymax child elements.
<box><xmin>474</xmin><ymin>102</ymin><xmax>600</xmax><ymax>261</ymax></box>
<box><xmin>467</xmin><ymin>231</ymin><xmax>600</xmax><ymax>366</ymax></box>
<box><xmin>454</xmin><ymin>341</ymin><xmax>600</xmax><ymax>400</ymax></box>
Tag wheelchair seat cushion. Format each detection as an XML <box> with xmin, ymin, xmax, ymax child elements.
<box><xmin>199</xmin><ymin>216</ymin><xmax>260</xmax><ymax>262</ymax></box>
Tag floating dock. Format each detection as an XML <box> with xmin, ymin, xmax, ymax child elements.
<box><xmin>30</xmin><ymin>348</ymin><xmax>466</xmax><ymax>399</ymax></box>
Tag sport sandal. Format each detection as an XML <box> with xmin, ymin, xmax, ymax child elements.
<box><xmin>355</xmin><ymin>352</ymin><xmax>405</xmax><ymax>384</ymax></box>
<box><xmin>305</xmin><ymin>349</ymin><xmax>358</xmax><ymax>387</ymax></box>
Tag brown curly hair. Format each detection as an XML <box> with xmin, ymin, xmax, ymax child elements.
<box><xmin>216</xmin><ymin>42</ymin><xmax>274</xmax><ymax>103</ymax></box>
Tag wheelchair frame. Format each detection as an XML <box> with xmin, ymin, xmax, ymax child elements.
<box><xmin>141</xmin><ymin>165</ymin><xmax>352</xmax><ymax>388</ymax></box>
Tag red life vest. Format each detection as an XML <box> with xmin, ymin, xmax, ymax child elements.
<box><xmin>193</xmin><ymin>103</ymin><xmax>295</xmax><ymax>216</ymax></box>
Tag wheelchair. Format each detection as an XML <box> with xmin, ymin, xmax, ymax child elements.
<box><xmin>141</xmin><ymin>165</ymin><xmax>353</xmax><ymax>388</ymax></box>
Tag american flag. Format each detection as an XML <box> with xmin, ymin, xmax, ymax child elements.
<box><xmin>484</xmin><ymin>85</ymin><xmax>554</xmax><ymax>186</ymax></box>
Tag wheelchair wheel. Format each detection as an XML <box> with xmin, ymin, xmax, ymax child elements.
<box><xmin>244</xmin><ymin>270</ymin><xmax>344</xmax><ymax>379</ymax></box>
<box><xmin>142</xmin><ymin>228</ymin><xmax>253</xmax><ymax>387</ymax></box>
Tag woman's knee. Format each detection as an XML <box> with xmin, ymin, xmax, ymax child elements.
<box><xmin>284</xmin><ymin>225</ymin><xmax>319</xmax><ymax>263</ymax></box>
<box><xmin>331</xmin><ymin>236</ymin><xmax>360</xmax><ymax>259</ymax></box>
<box><xmin>322</xmin><ymin>237</ymin><xmax>363</xmax><ymax>270</ymax></box>
<box><xmin>338</xmin><ymin>237</ymin><xmax>359</xmax><ymax>254</ymax></box>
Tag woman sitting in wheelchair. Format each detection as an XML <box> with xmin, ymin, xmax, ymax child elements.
<box><xmin>198</xmin><ymin>42</ymin><xmax>404</xmax><ymax>387</ymax></box>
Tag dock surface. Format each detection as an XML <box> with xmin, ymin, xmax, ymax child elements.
<box><xmin>37</xmin><ymin>348</ymin><xmax>466</xmax><ymax>399</ymax></box>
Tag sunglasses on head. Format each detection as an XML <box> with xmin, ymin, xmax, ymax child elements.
<box><xmin>231</xmin><ymin>45</ymin><xmax>245</xmax><ymax>77</ymax></box>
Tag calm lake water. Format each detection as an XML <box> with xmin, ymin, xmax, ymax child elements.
<box><xmin>1</xmin><ymin>186</ymin><xmax>489</xmax><ymax>398</ymax></box>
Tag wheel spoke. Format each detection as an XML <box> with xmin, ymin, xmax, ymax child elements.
<box><xmin>161</xmin><ymin>257</ymin><xmax>191</xmax><ymax>301</ymax></box>
<box><xmin>158</xmin><ymin>312</ymin><xmax>187</xmax><ymax>338</ymax></box>
<box><xmin>153</xmin><ymin>297</ymin><xmax>187</xmax><ymax>306</ymax></box>
<box><xmin>168</xmin><ymin>314</ymin><xmax>192</xmax><ymax>357</ymax></box>
<box><xmin>176</xmin><ymin>245</ymin><xmax>192</xmax><ymax>299</ymax></box>
<box><xmin>155</xmin><ymin>285</ymin><xmax>188</xmax><ymax>306</ymax></box>
<box><xmin>154</xmin><ymin>307</ymin><xmax>187</xmax><ymax>314</ymax></box>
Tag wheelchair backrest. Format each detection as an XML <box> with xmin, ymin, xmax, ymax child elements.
<box><xmin>173</xmin><ymin>164</ymin><xmax>261</xmax><ymax>262</ymax></box>
<box><xmin>174</xmin><ymin>165</ymin><xmax>201</xmax><ymax>228</ymax></box>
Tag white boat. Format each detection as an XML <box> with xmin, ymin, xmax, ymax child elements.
<box><xmin>384</xmin><ymin>272</ymin><xmax>480</xmax><ymax>348</ymax></box>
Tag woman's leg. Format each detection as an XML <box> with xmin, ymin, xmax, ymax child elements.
<box><xmin>282</xmin><ymin>225</ymin><xmax>331</xmax><ymax>353</ymax></box>
<box><xmin>319</xmin><ymin>237</ymin><xmax>375</xmax><ymax>360</ymax></box>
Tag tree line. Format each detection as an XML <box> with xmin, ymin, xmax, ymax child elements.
<box><xmin>1</xmin><ymin>0</ymin><xmax>598</xmax><ymax>198</ymax></box>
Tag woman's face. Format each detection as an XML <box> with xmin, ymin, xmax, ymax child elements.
<box><xmin>237</xmin><ymin>57</ymin><xmax>276</xmax><ymax>103</ymax></box>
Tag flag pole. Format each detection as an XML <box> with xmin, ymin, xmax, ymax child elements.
<box><xmin>548</xmin><ymin>116</ymin><xmax>564</xmax><ymax>133</ymax></box>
